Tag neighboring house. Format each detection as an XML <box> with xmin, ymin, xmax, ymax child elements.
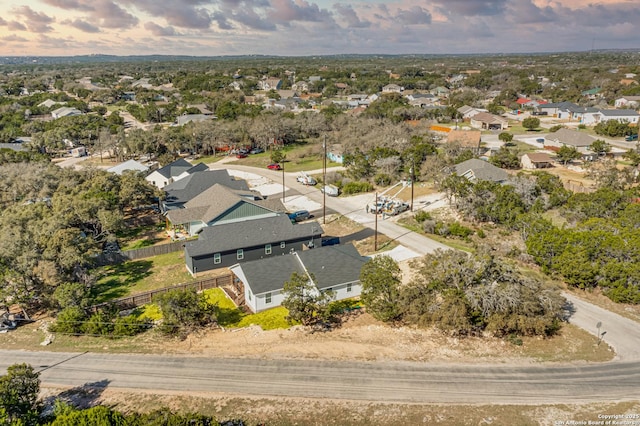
<box><xmin>291</xmin><ymin>81</ymin><xmax>309</xmax><ymax>92</ymax></box>
<box><xmin>469</xmin><ymin>112</ymin><xmax>508</xmax><ymax>130</ymax></box>
<box><xmin>175</xmin><ymin>114</ymin><xmax>215</xmax><ymax>126</ymax></box>
<box><xmin>521</xmin><ymin>152</ymin><xmax>553</xmax><ymax>170</ymax></box>
<box><xmin>614</xmin><ymin>96</ymin><xmax>640</xmax><ymax>109</ymax></box>
<box><xmin>406</xmin><ymin>93</ymin><xmax>437</xmax><ymax>107</ymax></box>
<box><xmin>453</xmin><ymin>158</ymin><xmax>509</xmax><ymax>183</ymax></box>
<box><xmin>457</xmin><ymin>105</ymin><xmax>485</xmax><ymax>119</ymax></box>
<box><xmin>581</xmin><ymin>87</ymin><xmax>601</xmax><ymax>100</ymax></box>
<box><xmin>446</xmin><ymin>130</ymin><xmax>483</xmax><ymax>154</ymax></box>
<box><xmin>537</xmin><ymin>101</ymin><xmax>579</xmax><ymax>118</ymax></box>
<box><xmin>37</xmin><ymin>99</ymin><xmax>65</xmax><ymax>108</ymax></box>
<box><xmin>259</xmin><ymin>78</ymin><xmax>282</xmax><ymax>91</ymax></box>
<box><xmin>595</xmin><ymin>109</ymin><xmax>640</xmax><ymax>125</ymax></box>
<box><xmin>145</xmin><ymin>158</ymin><xmax>195</xmax><ymax>189</ymax></box>
<box><xmin>0</xmin><ymin>142</ymin><xmax>26</xmax><ymax>152</ymax></box>
<box><xmin>432</xmin><ymin>86</ymin><xmax>450</xmax><ymax>97</ymax></box>
<box><xmin>165</xmin><ymin>183</ymin><xmax>282</xmax><ymax>237</ymax></box>
<box><xmin>120</xmin><ymin>92</ymin><xmax>136</xmax><ymax>101</ymax></box>
<box><xmin>184</xmin><ymin>215</ymin><xmax>323</xmax><ymax>275</ymax></box>
<box><xmin>326</xmin><ymin>145</ymin><xmax>344</xmax><ymax>164</ymax></box>
<box><xmin>544</xmin><ymin>128</ymin><xmax>596</xmax><ymax>154</ymax></box>
<box><xmin>107</xmin><ymin>159</ymin><xmax>149</xmax><ymax>175</ymax></box>
<box><xmin>162</xmin><ymin>169</ymin><xmax>251</xmax><ymax>211</ymax></box>
<box><xmin>382</xmin><ymin>84</ymin><xmax>403</xmax><ymax>93</ymax></box>
<box><xmin>619</xmin><ymin>79</ymin><xmax>638</xmax><ymax>86</ymax></box>
<box><xmin>51</xmin><ymin>106</ymin><xmax>82</xmax><ymax>119</ymax></box>
<box><xmin>230</xmin><ymin>243</ymin><xmax>367</xmax><ymax>313</ymax></box>
<box><xmin>569</xmin><ymin>106</ymin><xmax>600</xmax><ymax>125</ymax></box>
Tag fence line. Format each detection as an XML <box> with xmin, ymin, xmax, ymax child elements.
<box><xmin>95</xmin><ymin>240</ymin><xmax>186</xmax><ymax>265</ymax></box>
<box><xmin>89</xmin><ymin>273</ymin><xmax>234</xmax><ymax>313</ymax></box>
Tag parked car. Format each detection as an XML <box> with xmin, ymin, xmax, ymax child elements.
<box><xmin>250</xmin><ymin>147</ymin><xmax>264</xmax><ymax>154</ymax></box>
<box><xmin>236</xmin><ymin>152</ymin><xmax>248</xmax><ymax>158</ymax></box>
<box><xmin>288</xmin><ymin>210</ymin><xmax>310</xmax><ymax>222</ymax></box>
<box><xmin>297</xmin><ymin>175</ymin><xmax>317</xmax><ymax>185</ymax></box>
<box><xmin>536</xmin><ymin>138</ymin><xmax>545</xmax><ymax>143</ymax></box>
<box><xmin>267</xmin><ymin>163</ymin><xmax>282</xmax><ymax>170</ymax></box>
<box><xmin>321</xmin><ymin>237</ymin><xmax>340</xmax><ymax>246</ymax></box>
<box><xmin>321</xmin><ymin>184</ymin><xmax>339</xmax><ymax>196</ymax></box>
<box><xmin>625</xmin><ymin>134</ymin><xmax>638</xmax><ymax>141</ymax></box>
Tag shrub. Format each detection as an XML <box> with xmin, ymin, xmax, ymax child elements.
<box><xmin>422</xmin><ymin>219</ymin><xmax>436</xmax><ymax>234</ymax></box>
<box><xmin>51</xmin><ymin>307</ymin><xmax>87</xmax><ymax>334</ymax></box>
<box><xmin>374</xmin><ymin>173</ymin><xmax>392</xmax><ymax>186</ymax></box>
<box><xmin>341</xmin><ymin>181</ymin><xmax>373</xmax><ymax>194</ymax></box>
<box><xmin>477</xmin><ymin>228</ymin><xmax>486</xmax><ymax>238</ymax></box>
<box><xmin>448</xmin><ymin>222</ymin><xmax>474</xmax><ymax>238</ymax></box>
<box><xmin>113</xmin><ymin>316</ymin><xmax>151</xmax><ymax>336</ymax></box>
<box><xmin>83</xmin><ymin>311</ymin><xmax>115</xmax><ymax>336</ymax></box>
<box><xmin>414</xmin><ymin>210</ymin><xmax>432</xmax><ymax>222</ymax></box>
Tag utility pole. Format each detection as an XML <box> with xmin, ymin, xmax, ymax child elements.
<box><xmin>323</xmin><ymin>135</ymin><xmax>327</xmax><ymax>225</ymax></box>
<box><xmin>410</xmin><ymin>163</ymin><xmax>414</xmax><ymax>212</ymax></box>
<box><xmin>374</xmin><ymin>192</ymin><xmax>378</xmax><ymax>251</ymax></box>
<box><xmin>282</xmin><ymin>159</ymin><xmax>285</xmax><ymax>203</ymax></box>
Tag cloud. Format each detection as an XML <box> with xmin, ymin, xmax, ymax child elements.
<box><xmin>395</xmin><ymin>6</ymin><xmax>432</xmax><ymax>25</ymax></box>
<box><xmin>432</xmin><ymin>0</ymin><xmax>507</xmax><ymax>17</ymax></box>
<box><xmin>119</xmin><ymin>0</ymin><xmax>214</xmax><ymax>29</ymax></box>
<box><xmin>90</xmin><ymin>0</ymin><xmax>139</xmax><ymax>29</ymax></box>
<box><xmin>7</xmin><ymin>21</ymin><xmax>28</xmax><ymax>31</ymax></box>
<box><xmin>13</xmin><ymin>6</ymin><xmax>55</xmax><ymax>33</ymax></box>
<box><xmin>41</xmin><ymin>0</ymin><xmax>94</xmax><ymax>12</ymax></box>
<box><xmin>267</xmin><ymin>0</ymin><xmax>332</xmax><ymax>25</ymax></box>
<box><xmin>62</xmin><ymin>18</ymin><xmax>101</xmax><ymax>33</ymax></box>
<box><xmin>1</xmin><ymin>34</ymin><xmax>29</xmax><ymax>42</ymax></box>
<box><xmin>144</xmin><ymin>21</ymin><xmax>179</xmax><ymax>36</ymax></box>
<box><xmin>506</xmin><ymin>0</ymin><xmax>557</xmax><ymax>24</ymax></box>
<box><xmin>333</xmin><ymin>4</ymin><xmax>371</xmax><ymax>28</ymax></box>
<box><xmin>212</xmin><ymin>11</ymin><xmax>234</xmax><ymax>30</ymax></box>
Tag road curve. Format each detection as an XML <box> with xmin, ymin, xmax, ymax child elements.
<box><xmin>0</xmin><ymin>350</ymin><xmax>638</xmax><ymax>404</ymax></box>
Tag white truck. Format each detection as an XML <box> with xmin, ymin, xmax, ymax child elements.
<box><xmin>297</xmin><ymin>172</ymin><xmax>317</xmax><ymax>186</ymax></box>
<box><xmin>321</xmin><ymin>184</ymin><xmax>339</xmax><ymax>196</ymax></box>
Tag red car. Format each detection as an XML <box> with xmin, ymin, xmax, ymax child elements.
<box><xmin>236</xmin><ymin>152</ymin><xmax>248</xmax><ymax>159</ymax></box>
<box><xmin>267</xmin><ymin>163</ymin><xmax>282</xmax><ymax>170</ymax></box>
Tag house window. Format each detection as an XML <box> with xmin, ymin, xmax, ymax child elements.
<box><xmin>265</xmin><ymin>293</ymin><xmax>272</xmax><ymax>304</ymax></box>
<box><xmin>237</xmin><ymin>249</ymin><xmax>244</xmax><ymax>260</ymax></box>
<box><xmin>347</xmin><ymin>283</ymin><xmax>352</xmax><ymax>292</ymax></box>
<box><xmin>265</xmin><ymin>244</ymin><xmax>272</xmax><ymax>255</ymax></box>
<box><xmin>280</xmin><ymin>241</ymin><xmax>285</xmax><ymax>249</ymax></box>
<box><xmin>213</xmin><ymin>253</ymin><xmax>221</xmax><ymax>264</ymax></box>
<box><xmin>248</xmin><ymin>292</ymin><xmax>252</xmax><ymax>301</ymax></box>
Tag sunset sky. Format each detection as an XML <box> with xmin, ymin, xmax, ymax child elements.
<box><xmin>0</xmin><ymin>0</ymin><xmax>639</xmax><ymax>56</ymax></box>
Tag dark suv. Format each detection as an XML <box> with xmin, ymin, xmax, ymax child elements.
<box><xmin>288</xmin><ymin>210</ymin><xmax>310</xmax><ymax>222</ymax></box>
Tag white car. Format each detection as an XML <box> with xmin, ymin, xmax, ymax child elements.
<box><xmin>297</xmin><ymin>175</ymin><xmax>317</xmax><ymax>185</ymax></box>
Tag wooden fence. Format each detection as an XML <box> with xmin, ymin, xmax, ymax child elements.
<box><xmin>89</xmin><ymin>273</ymin><xmax>234</xmax><ymax>313</ymax></box>
<box><xmin>95</xmin><ymin>240</ymin><xmax>186</xmax><ymax>266</ymax></box>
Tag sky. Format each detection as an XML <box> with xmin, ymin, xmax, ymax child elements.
<box><xmin>0</xmin><ymin>0</ymin><xmax>639</xmax><ymax>57</ymax></box>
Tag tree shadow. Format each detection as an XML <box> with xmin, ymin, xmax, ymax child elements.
<box><xmin>561</xmin><ymin>299</ymin><xmax>576</xmax><ymax>322</ymax></box>
<box><xmin>44</xmin><ymin>379</ymin><xmax>111</xmax><ymax>410</ymax></box>
<box><xmin>92</xmin><ymin>260</ymin><xmax>153</xmax><ymax>303</ymax></box>
<box><xmin>217</xmin><ymin>307</ymin><xmax>245</xmax><ymax>327</ymax></box>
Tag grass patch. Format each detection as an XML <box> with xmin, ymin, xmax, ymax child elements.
<box><xmin>233</xmin><ymin>306</ymin><xmax>291</xmax><ymax>330</ymax></box>
<box><xmin>92</xmin><ymin>252</ymin><xmax>195</xmax><ymax>303</ymax></box>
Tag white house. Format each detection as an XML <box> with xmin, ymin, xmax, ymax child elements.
<box><xmin>51</xmin><ymin>106</ymin><xmax>82</xmax><ymax>119</ymax></box>
<box><xmin>596</xmin><ymin>109</ymin><xmax>640</xmax><ymax>125</ymax></box>
<box><xmin>230</xmin><ymin>243</ymin><xmax>367</xmax><ymax>313</ymax></box>
<box><xmin>614</xmin><ymin>96</ymin><xmax>640</xmax><ymax>109</ymax></box>
<box><xmin>544</xmin><ymin>128</ymin><xmax>596</xmax><ymax>154</ymax></box>
<box><xmin>107</xmin><ymin>159</ymin><xmax>149</xmax><ymax>175</ymax></box>
<box><xmin>145</xmin><ymin>158</ymin><xmax>195</xmax><ymax>189</ymax></box>
<box><xmin>382</xmin><ymin>84</ymin><xmax>403</xmax><ymax>93</ymax></box>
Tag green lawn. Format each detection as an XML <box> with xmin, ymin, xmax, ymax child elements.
<box><xmin>92</xmin><ymin>251</ymin><xmax>196</xmax><ymax>303</ymax></box>
<box><xmin>203</xmin><ymin>288</ymin><xmax>291</xmax><ymax>330</ymax></box>
<box><xmin>226</xmin><ymin>143</ymin><xmax>340</xmax><ymax>173</ymax></box>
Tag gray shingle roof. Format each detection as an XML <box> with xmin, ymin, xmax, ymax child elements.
<box><xmin>107</xmin><ymin>159</ymin><xmax>149</xmax><ymax>175</ymax></box>
<box><xmin>547</xmin><ymin>128</ymin><xmax>595</xmax><ymax>147</ymax></box>
<box><xmin>598</xmin><ymin>109</ymin><xmax>639</xmax><ymax>117</ymax></box>
<box><xmin>185</xmin><ymin>215</ymin><xmax>323</xmax><ymax>257</ymax></box>
<box><xmin>155</xmin><ymin>158</ymin><xmax>193</xmax><ymax>179</ymax></box>
<box><xmin>164</xmin><ymin>170</ymin><xmax>250</xmax><ymax>205</ymax></box>
<box><xmin>454</xmin><ymin>158</ymin><xmax>509</xmax><ymax>182</ymax></box>
<box><xmin>234</xmin><ymin>243</ymin><xmax>366</xmax><ymax>295</ymax></box>
<box><xmin>166</xmin><ymin>184</ymin><xmax>270</xmax><ymax>225</ymax></box>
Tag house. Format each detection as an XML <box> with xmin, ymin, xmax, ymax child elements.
<box><xmin>37</xmin><ymin>99</ymin><xmax>65</xmax><ymax>108</ymax></box>
<box><xmin>326</xmin><ymin>144</ymin><xmax>344</xmax><ymax>164</ymax></box>
<box><xmin>165</xmin><ymin>183</ymin><xmax>282</xmax><ymax>237</ymax></box>
<box><xmin>406</xmin><ymin>93</ymin><xmax>437</xmax><ymax>107</ymax></box>
<box><xmin>521</xmin><ymin>152</ymin><xmax>553</xmax><ymax>170</ymax></box>
<box><xmin>382</xmin><ymin>84</ymin><xmax>403</xmax><ymax>93</ymax></box>
<box><xmin>145</xmin><ymin>158</ymin><xmax>196</xmax><ymax>189</ymax></box>
<box><xmin>619</xmin><ymin>79</ymin><xmax>638</xmax><ymax>86</ymax></box>
<box><xmin>120</xmin><ymin>92</ymin><xmax>136</xmax><ymax>101</ymax></box>
<box><xmin>614</xmin><ymin>96</ymin><xmax>640</xmax><ymax>109</ymax></box>
<box><xmin>259</xmin><ymin>78</ymin><xmax>282</xmax><ymax>91</ymax></box>
<box><xmin>544</xmin><ymin>128</ymin><xmax>596</xmax><ymax>155</ymax></box>
<box><xmin>175</xmin><ymin>114</ymin><xmax>215</xmax><ymax>126</ymax></box>
<box><xmin>457</xmin><ymin>105</ymin><xmax>486</xmax><ymax>119</ymax></box>
<box><xmin>230</xmin><ymin>243</ymin><xmax>366</xmax><ymax>313</ymax></box>
<box><xmin>537</xmin><ymin>101</ymin><xmax>579</xmax><ymax>118</ymax></box>
<box><xmin>107</xmin><ymin>159</ymin><xmax>149</xmax><ymax>175</ymax></box>
<box><xmin>446</xmin><ymin>130</ymin><xmax>483</xmax><ymax>154</ymax></box>
<box><xmin>581</xmin><ymin>88</ymin><xmax>601</xmax><ymax>100</ymax></box>
<box><xmin>569</xmin><ymin>106</ymin><xmax>600</xmax><ymax>125</ymax></box>
<box><xmin>162</xmin><ymin>169</ymin><xmax>251</xmax><ymax>211</ymax></box>
<box><xmin>292</xmin><ymin>81</ymin><xmax>309</xmax><ymax>92</ymax></box>
<box><xmin>184</xmin><ymin>215</ymin><xmax>323</xmax><ymax>275</ymax></box>
<box><xmin>453</xmin><ymin>158</ymin><xmax>509</xmax><ymax>183</ymax></box>
<box><xmin>469</xmin><ymin>112</ymin><xmax>508</xmax><ymax>130</ymax></box>
<box><xmin>51</xmin><ymin>106</ymin><xmax>82</xmax><ymax>119</ymax></box>
<box><xmin>432</xmin><ymin>86</ymin><xmax>450</xmax><ymax>97</ymax></box>
<box><xmin>596</xmin><ymin>109</ymin><xmax>640</xmax><ymax>125</ymax></box>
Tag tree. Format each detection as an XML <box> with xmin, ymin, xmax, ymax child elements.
<box><xmin>555</xmin><ymin>145</ymin><xmax>581</xmax><ymax>164</ymax></box>
<box><xmin>270</xmin><ymin>149</ymin><xmax>285</xmax><ymax>165</ymax></box>
<box><xmin>282</xmin><ymin>272</ymin><xmax>333</xmax><ymax>326</ymax></box>
<box><xmin>590</xmin><ymin>139</ymin><xmax>611</xmax><ymax>157</ymax></box>
<box><xmin>522</xmin><ymin>117</ymin><xmax>540</xmax><ymax>131</ymax></box>
<box><xmin>359</xmin><ymin>255</ymin><xmax>402</xmax><ymax>322</ymax></box>
<box><xmin>489</xmin><ymin>146</ymin><xmax>520</xmax><ymax>169</ymax></box>
<box><xmin>154</xmin><ymin>288</ymin><xmax>217</xmax><ymax>337</ymax></box>
<box><xmin>623</xmin><ymin>149</ymin><xmax>640</xmax><ymax>167</ymax></box>
<box><xmin>0</xmin><ymin>363</ymin><xmax>40</xmax><ymax>425</ymax></box>
<box><xmin>498</xmin><ymin>132</ymin><xmax>513</xmax><ymax>144</ymax></box>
